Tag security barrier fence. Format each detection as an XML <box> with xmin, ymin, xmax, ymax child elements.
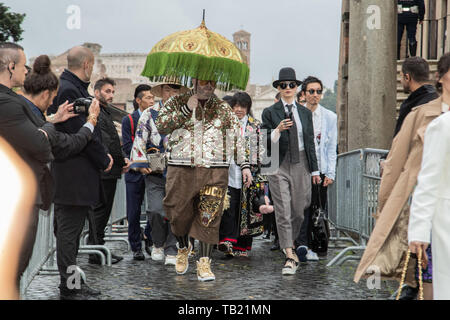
<box><xmin>327</xmin><ymin>148</ymin><xmax>388</xmax><ymax>267</ymax></box>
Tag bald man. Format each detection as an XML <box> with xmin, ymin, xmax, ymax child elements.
<box><xmin>50</xmin><ymin>46</ymin><xmax>113</xmax><ymax>300</ymax></box>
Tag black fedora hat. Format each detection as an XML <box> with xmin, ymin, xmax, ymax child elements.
<box><xmin>272</xmin><ymin>67</ymin><xmax>302</xmax><ymax>88</ymax></box>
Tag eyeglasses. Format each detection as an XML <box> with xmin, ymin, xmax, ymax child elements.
<box><xmin>25</xmin><ymin>65</ymin><xmax>31</xmax><ymax>73</ymax></box>
<box><xmin>279</xmin><ymin>82</ymin><xmax>297</xmax><ymax>90</ymax></box>
<box><xmin>198</xmin><ymin>80</ymin><xmax>217</xmax><ymax>87</ymax></box>
<box><xmin>307</xmin><ymin>89</ymin><xmax>323</xmax><ymax>95</ymax></box>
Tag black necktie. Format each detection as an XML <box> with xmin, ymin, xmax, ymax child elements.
<box><xmin>286</xmin><ymin>104</ymin><xmax>300</xmax><ymax>164</ymax></box>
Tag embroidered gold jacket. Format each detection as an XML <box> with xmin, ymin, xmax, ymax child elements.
<box><xmin>156</xmin><ymin>91</ymin><xmax>250</xmax><ymax>169</ymax></box>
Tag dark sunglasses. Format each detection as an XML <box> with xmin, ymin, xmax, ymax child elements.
<box><xmin>307</xmin><ymin>89</ymin><xmax>323</xmax><ymax>95</ymax></box>
<box><xmin>279</xmin><ymin>82</ymin><xmax>297</xmax><ymax>90</ymax></box>
<box><xmin>198</xmin><ymin>79</ymin><xmax>217</xmax><ymax>86</ymax></box>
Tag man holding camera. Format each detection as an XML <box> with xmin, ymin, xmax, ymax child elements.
<box><xmin>51</xmin><ymin>46</ymin><xmax>113</xmax><ymax>300</ymax></box>
<box><xmin>87</xmin><ymin>77</ymin><xmax>130</xmax><ymax>265</ymax></box>
<box><xmin>261</xmin><ymin>67</ymin><xmax>319</xmax><ymax>276</ymax></box>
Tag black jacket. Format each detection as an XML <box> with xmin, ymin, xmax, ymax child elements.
<box><xmin>99</xmin><ymin>104</ymin><xmax>126</xmax><ymax>180</ymax></box>
<box><xmin>51</xmin><ymin>69</ymin><xmax>110</xmax><ymax>206</ymax></box>
<box><xmin>0</xmin><ymin>84</ymin><xmax>53</xmax><ymax>209</ymax></box>
<box><xmin>394</xmin><ymin>84</ymin><xmax>439</xmax><ymax>136</ymax></box>
<box><xmin>261</xmin><ymin>101</ymin><xmax>318</xmax><ymax>173</ymax></box>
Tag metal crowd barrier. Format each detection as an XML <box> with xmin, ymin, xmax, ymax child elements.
<box><xmin>19</xmin><ymin>207</ymin><xmax>56</xmax><ymax>297</ymax></box>
<box><xmin>327</xmin><ymin>148</ymin><xmax>388</xmax><ymax>267</ymax></box>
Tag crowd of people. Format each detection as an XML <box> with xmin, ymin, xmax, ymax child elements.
<box><xmin>0</xmin><ymin>41</ymin><xmax>339</xmax><ymax>300</ymax></box>
<box><xmin>11</xmin><ymin>39</ymin><xmax>450</xmax><ymax>301</ymax></box>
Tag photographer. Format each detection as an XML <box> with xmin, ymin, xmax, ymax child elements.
<box><xmin>87</xmin><ymin>77</ymin><xmax>130</xmax><ymax>265</ymax></box>
<box><xmin>21</xmin><ymin>55</ymin><xmax>100</xmax><ymax>161</ymax></box>
<box><xmin>50</xmin><ymin>46</ymin><xmax>113</xmax><ymax>300</ymax></box>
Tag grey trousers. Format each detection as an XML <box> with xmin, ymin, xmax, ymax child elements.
<box><xmin>145</xmin><ymin>174</ymin><xmax>177</xmax><ymax>256</ymax></box>
<box><xmin>268</xmin><ymin>151</ymin><xmax>311</xmax><ymax>250</ymax></box>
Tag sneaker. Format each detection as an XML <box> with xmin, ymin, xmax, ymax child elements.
<box><xmin>233</xmin><ymin>250</ymin><xmax>248</xmax><ymax>257</ymax></box>
<box><xmin>306</xmin><ymin>250</ymin><xmax>319</xmax><ymax>261</ymax></box>
<box><xmin>218</xmin><ymin>241</ymin><xmax>233</xmax><ymax>255</ymax></box>
<box><xmin>196</xmin><ymin>257</ymin><xmax>215</xmax><ymax>281</ymax></box>
<box><xmin>175</xmin><ymin>247</ymin><xmax>189</xmax><ymax>275</ymax></box>
<box><xmin>151</xmin><ymin>246</ymin><xmax>165</xmax><ymax>261</ymax></box>
<box><xmin>296</xmin><ymin>246</ymin><xmax>308</xmax><ymax>263</ymax></box>
<box><xmin>133</xmin><ymin>250</ymin><xmax>145</xmax><ymax>261</ymax></box>
<box><xmin>282</xmin><ymin>258</ymin><xmax>299</xmax><ymax>275</ymax></box>
<box><xmin>165</xmin><ymin>254</ymin><xmax>177</xmax><ymax>266</ymax></box>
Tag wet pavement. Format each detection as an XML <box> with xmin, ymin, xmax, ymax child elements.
<box><xmin>24</xmin><ymin>236</ymin><xmax>398</xmax><ymax>300</ymax></box>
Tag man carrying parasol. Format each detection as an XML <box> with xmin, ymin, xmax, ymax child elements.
<box><xmin>143</xmin><ymin>17</ymin><xmax>252</xmax><ymax>281</ymax></box>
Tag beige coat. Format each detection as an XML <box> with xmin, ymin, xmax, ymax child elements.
<box><xmin>354</xmin><ymin>97</ymin><xmax>442</xmax><ymax>286</ymax></box>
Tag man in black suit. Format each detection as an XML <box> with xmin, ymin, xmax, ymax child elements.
<box><xmin>121</xmin><ymin>85</ymin><xmax>154</xmax><ymax>260</ymax></box>
<box><xmin>261</xmin><ymin>67</ymin><xmax>320</xmax><ymax>276</ymax></box>
<box><xmin>51</xmin><ymin>46</ymin><xmax>113</xmax><ymax>300</ymax></box>
<box><xmin>0</xmin><ymin>43</ymin><xmax>53</xmax><ymax>283</ymax></box>
<box><xmin>88</xmin><ymin>77</ymin><xmax>130</xmax><ymax>264</ymax></box>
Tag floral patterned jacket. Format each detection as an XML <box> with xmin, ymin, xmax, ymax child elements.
<box><xmin>130</xmin><ymin>106</ymin><xmax>162</xmax><ymax>169</ymax></box>
<box><xmin>238</xmin><ymin>116</ymin><xmax>264</xmax><ymax>237</ymax></box>
<box><xmin>155</xmin><ymin>91</ymin><xmax>250</xmax><ymax>169</ymax></box>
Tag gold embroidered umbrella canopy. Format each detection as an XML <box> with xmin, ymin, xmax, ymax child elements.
<box><xmin>141</xmin><ymin>16</ymin><xmax>250</xmax><ymax>91</ymax></box>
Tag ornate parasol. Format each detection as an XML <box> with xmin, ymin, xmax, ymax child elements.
<box><xmin>141</xmin><ymin>11</ymin><xmax>250</xmax><ymax>91</ymax></box>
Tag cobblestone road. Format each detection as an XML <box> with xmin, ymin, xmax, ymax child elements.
<box><xmin>24</xmin><ymin>236</ymin><xmax>397</xmax><ymax>300</ymax></box>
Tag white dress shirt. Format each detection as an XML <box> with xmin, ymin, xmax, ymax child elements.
<box><xmin>228</xmin><ymin>115</ymin><xmax>248</xmax><ymax>189</ymax></box>
<box><xmin>310</xmin><ymin>104</ymin><xmax>322</xmax><ymax>173</ymax></box>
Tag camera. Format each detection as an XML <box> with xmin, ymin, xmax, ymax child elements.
<box><xmin>73</xmin><ymin>98</ymin><xmax>93</xmax><ymax>115</ymax></box>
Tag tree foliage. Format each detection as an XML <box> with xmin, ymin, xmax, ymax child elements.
<box><xmin>321</xmin><ymin>80</ymin><xmax>338</xmax><ymax>113</ymax></box>
<box><xmin>0</xmin><ymin>3</ymin><xmax>26</xmax><ymax>42</ymax></box>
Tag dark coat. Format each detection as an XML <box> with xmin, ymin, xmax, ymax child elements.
<box><xmin>0</xmin><ymin>84</ymin><xmax>53</xmax><ymax>209</ymax></box>
<box><xmin>51</xmin><ymin>69</ymin><xmax>110</xmax><ymax>206</ymax></box>
<box><xmin>122</xmin><ymin>109</ymin><xmax>143</xmax><ymax>183</ymax></box>
<box><xmin>394</xmin><ymin>84</ymin><xmax>439</xmax><ymax>136</ymax></box>
<box><xmin>99</xmin><ymin>104</ymin><xmax>126</xmax><ymax>180</ymax></box>
<box><xmin>261</xmin><ymin>100</ymin><xmax>319</xmax><ymax>173</ymax></box>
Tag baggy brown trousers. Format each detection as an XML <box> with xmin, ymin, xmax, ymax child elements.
<box><xmin>163</xmin><ymin>165</ymin><xmax>229</xmax><ymax>244</ymax></box>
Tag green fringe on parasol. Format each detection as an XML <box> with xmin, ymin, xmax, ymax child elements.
<box><xmin>141</xmin><ymin>52</ymin><xmax>250</xmax><ymax>91</ymax></box>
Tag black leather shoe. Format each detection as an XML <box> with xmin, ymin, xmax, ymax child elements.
<box><xmin>111</xmin><ymin>254</ymin><xmax>123</xmax><ymax>264</ymax></box>
<box><xmin>80</xmin><ymin>283</ymin><xmax>101</xmax><ymax>296</ymax></box>
<box><xmin>389</xmin><ymin>285</ymin><xmax>418</xmax><ymax>300</ymax></box>
<box><xmin>60</xmin><ymin>287</ymin><xmax>84</xmax><ymax>300</ymax></box>
<box><xmin>270</xmin><ymin>239</ymin><xmax>280</xmax><ymax>251</ymax></box>
<box><xmin>133</xmin><ymin>250</ymin><xmax>145</xmax><ymax>261</ymax></box>
<box><xmin>88</xmin><ymin>255</ymin><xmax>102</xmax><ymax>265</ymax></box>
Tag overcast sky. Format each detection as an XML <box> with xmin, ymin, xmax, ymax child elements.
<box><xmin>3</xmin><ymin>0</ymin><xmax>342</xmax><ymax>88</ymax></box>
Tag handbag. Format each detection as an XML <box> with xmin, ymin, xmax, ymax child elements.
<box><xmin>396</xmin><ymin>248</ymin><xmax>424</xmax><ymax>300</ymax></box>
<box><xmin>310</xmin><ymin>185</ymin><xmax>331</xmax><ymax>254</ymax></box>
<box><xmin>146</xmin><ymin>147</ymin><xmax>166</xmax><ymax>173</ymax></box>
